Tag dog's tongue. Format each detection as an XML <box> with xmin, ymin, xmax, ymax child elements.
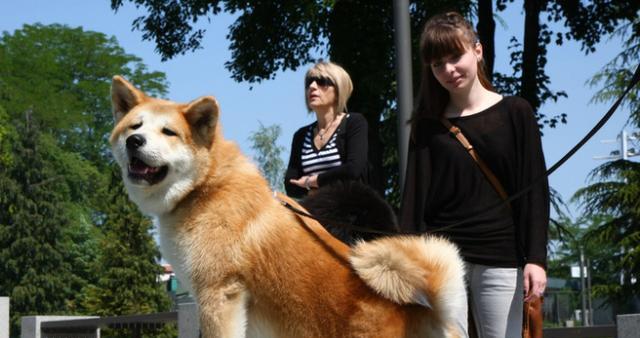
<box><xmin>130</xmin><ymin>158</ymin><xmax>159</xmax><ymax>175</ymax></box>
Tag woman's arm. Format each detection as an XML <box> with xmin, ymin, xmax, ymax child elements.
<box><xmin>398</xmin><ymin>132</ymin><xmax>432</xmax><ymax>233</ymax></box>
<box><xmin>284</xmin><ymin>129</ymin><xmax>308</xmax><ymax>198</ymax></box>
<box><xmin>513</xmin><ymin>98</ymin><xmax>549</xmax><ymax>299</ymax></box>
<box><xmin>517</xmin><ymin>99</ymin><xmax>550</xmax><ymax>268</ymax></box>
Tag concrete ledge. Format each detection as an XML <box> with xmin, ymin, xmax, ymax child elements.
<box><xmin>21</xmin><ymin>316</ymin><xmax>99</xmax><ymax>338</ymax></box>
<box><xmin>178</xmin><ymin>303</ymin><xmax>199</xmax><ymax>338</ymax></box>
<box><xmin>0</xmin><ymin>298</ymin><xmax>9</xmax><ymax>338</ymax></box>
<box><xmin>617</xmin><ymin>313</ymin><xmax>640</xmax><ymax>338</ymax></box>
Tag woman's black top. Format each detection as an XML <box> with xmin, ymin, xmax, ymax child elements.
<box><xmin>285</xmin><ymin>113</ymin><xmax>369</xmax><ymax>198</ymax></box>
<box><xmin>399</xmin><ymin>96</ymin><xmax>549</xmax><ymax>268</ymax></box>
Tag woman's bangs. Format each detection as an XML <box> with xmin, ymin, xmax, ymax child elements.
<box><xmin>422</xmin><ymin>29</ymin><xmax>468</xmax><ymax>63</ymax></box>
<box><xmin>305</xmin><ymin>68</ymin><xmax>321</xmax><ymax>81</ymax></box>
<box><xmin>306</xmin><ymin>67</ymin><xmax>332</xmax><ymax>83</ymax></box>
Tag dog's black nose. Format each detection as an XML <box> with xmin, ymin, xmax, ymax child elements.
<box><xmin>126</xmin><ymin>134</ymin><xmax>146</xmax><ymax>150</ymax></box>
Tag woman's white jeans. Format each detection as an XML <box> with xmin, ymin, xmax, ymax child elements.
<box><xmin>466</xmin><ymin>263</ymin><xmax>524</xmax><ymax>338</ymax></box>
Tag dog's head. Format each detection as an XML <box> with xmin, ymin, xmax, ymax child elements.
<box><xmin>109</xmin><ymin>76</ymin><xmax>219</xmax><ymax>216</ymax></box>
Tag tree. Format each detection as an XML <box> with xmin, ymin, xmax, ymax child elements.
<box><xmin>0</xmin><ymin>115</ymin><xmax>101</xmax><ymax>336</ymax></box>
<box><xmin>545</xmin><ymin>213</ymin><xmax>627</xmax><ymax>323</ymax></box>
<box><xmin>491</xmin><ymin>0</ymin><xmax>640</xmax><ymax>126</ymax></box>
<box><xmin>491</xmin><ymin>0</ymin><xmax>568</xmax><ymax>128</ymax></box>
<box><xmin>0</xmin><ymin>105</ymin><xmax>15</xmax><ymax>167</ymax></box>
<box><xmin>587</xmin><ymin>16</ymin><xmax>639</xmax><ymax>125</ymax></box>
<box><xmin>109</xmin><ymin>0</ymin><xmax>638</xmax><ymax>198</ymax></box>
<box><xmin>81</xmin><ymin>167</ymin><xmax>173</xmax><ymax>338</ymax></box>
<box><xmin>109</xmin><ymin>0</ymin><xmax>476</xmax><ymax>196</ymax></box>
<box><xmin>249</xmin><ymin>122</ymin><xmax>286</xmax><ymax>191</ymax></box>
<box><xmin>570</xmin><ymin>12</ymin><xmax>640</xmax><ymax>310</ymax></box>
<box><xmin>572</xmin><ymin>160</ymin><xmax>640</xmax><ymax>311</ymax></box>
<box><xmin>0</xmin><ymin>23</ymin><xmax>172</xmax><ymax>335</ymax></box>
<box><xmin>0</xmin><ymin>24</ymin><xmax>168</xmax><ymax>166</ymax></box>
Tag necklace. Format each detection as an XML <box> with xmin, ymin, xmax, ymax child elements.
<box><xmin>317</xmin><ymin>115</ymin><xmax>342</xmax><ymax>141</ymax></box>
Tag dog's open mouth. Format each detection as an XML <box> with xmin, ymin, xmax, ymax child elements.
<box><xmin>128</xmin><ymin>157</ymin><xmax>168</xmax><ymax>185</ymax></box>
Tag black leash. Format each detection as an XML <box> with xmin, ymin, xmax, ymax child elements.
<box><xmin>277</xmin><ymin>197</ymin><xmax>412</xmax><ymax>235</ymax></box>
<box><xmin>282</xmin><ymin>64</ymin><xmax>640</xmax><ymax>236</ymax></box>
<box><xmin>437</xmin><ymin>63</ymin><xmax>640</xmax><ymax>233</ymax></box>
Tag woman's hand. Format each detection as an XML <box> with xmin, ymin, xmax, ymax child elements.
<box><xmin>524</xmin><ymin>263</ymin><xmax>547</xmax><ymax>302</ymax></box>
<box><xmin>289</xmin><ymin>175</ymin><xmax>318</xmax><ymax>190</ymax></box>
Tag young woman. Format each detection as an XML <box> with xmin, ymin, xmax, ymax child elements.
<box><xmin>284</xmin><ymin>61</ymin><xmax>369</xmax><ymax>198</ymax></box>
<box><xmin>399</xmin><ymin>12</ymin><xmax>549</xmax><ymax>337</ymax></box>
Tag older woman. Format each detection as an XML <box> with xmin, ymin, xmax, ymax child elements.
<box><xmin>284</xmin><ymin>61</ymin><xmax>369</xmax><ymax>198</ymax></box>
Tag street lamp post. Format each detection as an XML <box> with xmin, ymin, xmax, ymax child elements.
<box><xmin>392</xmin><ymin>0</ymin><xmax>413</xmax><ymax>192</ymax></box>
<box><xmin>579</xmin><ymin>247</ymin><xmax>589</xmax><ymax>326</ymax></box>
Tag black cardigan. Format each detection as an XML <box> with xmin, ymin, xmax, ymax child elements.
<box><xmin>399</xmin><ymin>97</ymin><xmax>549</xmax><ymax>268</ymax></box>
<box><xmin>284</xmin><ymin>113</ymin><xmax>369</xmax><ymax>198</ymax></box>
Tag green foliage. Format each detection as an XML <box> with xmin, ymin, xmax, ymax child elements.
<box><xmin>0</xmin><ymin>105</ymin><xmax>16</xmax><ymax>167</ymax></box>
<box><xmin>108</xmin><ymin>0</ymin><xmax>638</xmax><ymax>190</ymax></box>
<box><xmin>60</xmin><ymin>203</ymin><xmax>103</xmax><ymax>313</ymax></box>
<box><xmin>492</xmin><ymin>0</ymin><xmax>571</xmax><ymax>128</ymax></box>
<box><xmin>547</xmin><ymin>1</ymin><xmax>640</xmax><ymax>54</ymax></box>
<box><xmin>249</xmin><ymin>122</ymin><xmax>285</xmax><ymax>191</ymax></box>
<box><xmin>588</xmin><ymin>16</ymin><xmax>640</xmax><ymax>126</ymax></box>
<box><xmin>81</xmin><ymin>167</ymin><xmax>173</xmax><ymax>337</ymax></box>
<box><xmin>573</xmin><ymin>12</ymin><xmax>640</xmax><ymax>311</ymax></box>
<box><xmin>111</xmin><ymin>0</ymin><xmax>224</xmax><ymax>61</ymax></box>
<box><xmin>0</xmin><ymin>118</ymin><xmax>98</xmax><ymax>335</ymax></box>
<box><xmin>0</xmin><ymin>23</ymin><xmax>172</xmax><ymax>335</ymax></box>
<box><xmin>572</xmin><ymin>160</ymin><xmax>640</xmax><ymax>310</ymax></box>
<box><xmin>109</xmin><ymin>0</ymin><xmax>477</xmax><ymax>197</ymax></box>
<box><xmin>491</xmin><ymin>1</ymin><xmax>639</xmax><ymax>129</ymax></box>
<box><xmin>545</xmin><ymin>214</ymin><xmax>622</xmax><ymax>324</ymax></box>
<box><xmin>0</xmin><ymin>24</ymin><xmax>168</xmax><ymax>165</ymax></box>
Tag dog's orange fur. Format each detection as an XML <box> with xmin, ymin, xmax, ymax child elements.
<box><xmin>110</xmin><ymin>76</ymin><xmax>467</xmax><ymax>338</ymax></box>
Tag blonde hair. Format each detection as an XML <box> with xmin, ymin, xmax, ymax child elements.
<box><xmin>304</xmin><ymin>61</ymin><xmax>353</xmax><ymax>114</ymax></box>
<box><xmin>413</xmin><ymin>12</ymin><xmax>493</xmax><ymax>125</ymax></box>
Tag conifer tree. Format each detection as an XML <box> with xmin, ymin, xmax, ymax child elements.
<box><xmin>0</xmin><ymin>116</ymin><xmax>82</xmax><ymax>336</ymax></box>
<box><xmin>574</xmin><ymin>15</ymin><xmax>640</xmax><ymax>310</ymax></box>
<box><xmin>81</xmin><ymin>167</ymin><xmax>173</xmax><ymax>337</ymax></box>
<box><xmin>0</xmin><ymin>24</ymin><xmax>172</xmax><ymax>337</ymax></box>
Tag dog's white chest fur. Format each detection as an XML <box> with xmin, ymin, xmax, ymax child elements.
<box><xmin>155</xmin><ymin>217</ymin><xmax>195</xmax><ymax>295</ymax></box>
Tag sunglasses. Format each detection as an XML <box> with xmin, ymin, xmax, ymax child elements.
<box><xmin>305</xmin><ymin>76</ymin><xmax>334</xmax><ymax>88</ymax></box>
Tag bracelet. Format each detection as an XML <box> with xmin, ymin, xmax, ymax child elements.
<box><xmin>304</xmin><ymin>177</ymin><xmax>311</xmax><ymax>191</ymax></box>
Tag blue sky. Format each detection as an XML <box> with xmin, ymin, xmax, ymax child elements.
<box><xmin>1</xmin><ymin>0</ymin><xmax>636</xmax><ymax>219</ymax></box>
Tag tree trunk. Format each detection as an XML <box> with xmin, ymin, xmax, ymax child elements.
<box><xmin>476</xmin><ymin>0</ymin><xmax>496</xmax><ymax>81</ymax></box>
<box><xmin>328</xmin><ymin>0</ymin><xmax>394</xmax><ymax>194</ymax></box>
<box><xmin>522</xmin><ymin>0</ymin><xmax>542</xmax><ymax>110</ymax></box>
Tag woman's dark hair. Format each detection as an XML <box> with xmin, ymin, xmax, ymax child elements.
<box><xmin>411</xmin><ymin>12</ymin><xmax>494</xmax><ymax>128</ymax></box>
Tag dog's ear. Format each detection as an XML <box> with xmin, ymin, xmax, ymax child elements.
<box><xmin>111</xmin><ymin>76</ymin><xmax>146</xmax><ymax>123</ymax></box>
<box><xmin>184</xmin><ymin>96</ymin><xmax>220</xmax><ymax>145</ymax></box>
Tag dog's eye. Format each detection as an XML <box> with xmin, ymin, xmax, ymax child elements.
<box><xmin>130</xmin><ymin>122</ymin><xmax>142</xmax><ymax>130</ymax></box>
<box><xmin>162</xmin><ymin>128</ymin><xmax>178</xmax><ymax>136</ymax></box>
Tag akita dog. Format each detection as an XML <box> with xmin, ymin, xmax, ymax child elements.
<box><xmin>109</xmin><ymin>76</ymin><xmax>467</xmax><ymax>338</ymax></box>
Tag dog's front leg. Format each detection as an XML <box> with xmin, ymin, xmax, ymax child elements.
<box><xmin>197</xmin><ymin>279</ymin><xmax>249</xmax><ymax>338</ymax></box>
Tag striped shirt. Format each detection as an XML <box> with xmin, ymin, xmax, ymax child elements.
<box><xmin>301</xmin><ymin>127</ymin><xmax>343</xmax><ymax>175</ymax></box>
<box><xmin>285</xmin><ymin>112</ymin><xmax>369</xmax><ymax>198</ymax></box>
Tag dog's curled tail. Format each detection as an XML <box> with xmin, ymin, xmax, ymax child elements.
<box><xmin>350</xmin><ymin>235</ymin><xmax>466</xmax><ymax>322</ymax></box>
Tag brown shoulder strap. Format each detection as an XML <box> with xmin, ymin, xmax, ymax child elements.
<box><xmin>440</xmin><ymin>118</ymin><xmax>510</xmax><ymax>204</ymax></box>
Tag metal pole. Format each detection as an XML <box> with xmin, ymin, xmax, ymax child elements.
<box><xmin>579</xmin><ymin>247</ymin><xmax>588</xmax><ymax>326</ymax></box>
<box><xmin>587</xmin><ymin>258</ymin><xmax>593</xmax><ymax>325</ymax></box>
<box><xmin>392</xmin><ymin>0</ymin><xmax>413</xmax><ymax>192</ymax></box>
<box><xmin>554</xmin><ymin>293</ymin><xmax>560</xmax><ymax>325</ymax></box>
